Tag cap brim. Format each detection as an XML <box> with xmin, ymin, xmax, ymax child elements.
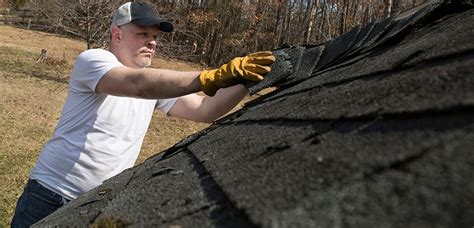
<box><xmin>133</xmin><ymin>18</ymin><xmax>174</xmax><ymax>32</ymax></box>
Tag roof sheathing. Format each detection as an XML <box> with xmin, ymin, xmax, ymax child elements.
<box><xmin>35</xmin><ymin>1</ymin><xmax>474</xmax><ymax>227</ymax></box>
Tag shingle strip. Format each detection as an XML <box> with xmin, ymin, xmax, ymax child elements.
<box><xmin>368</xmin><ymin>1</ymin><xmax>443</xmax><ymax>52</ymax></box>
<box><xmin>234</xmin><ymin>57</ymin><xmax>474</xmax><ymax>122</ymax></box>
<box><xmin>313</xmin><ymin>25</ymin><xmax>361</xmax><ymax>72</ymax></box>
<box><xmin>278</xmin><ymin>45</ymin><xmax>325</xmax><ymax>87</ymax></box>
<box><xmin>245</xmin><ymin>48</ymin><xmax>294</xmax><ymax>95</ymax></box>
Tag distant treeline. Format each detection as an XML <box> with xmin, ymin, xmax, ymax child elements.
<box><xmin>8</xmin><ymin>0</ymin><xmax>427</xmax><ymax>66</ymax></box>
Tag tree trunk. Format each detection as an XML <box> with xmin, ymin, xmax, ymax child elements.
<box><xmin>384</xmin><ymin>0</ymin><xmax>401</xmax><ymax>17</ymax></box>
<box><xmin>317</xmin><ymin>2</ymin><xmax>327</xmax><ymax>41</ymax></box>
<box><xmin>391</xmin><ymin>0</ymin><xmax>401</xmax><ymax>17</ymax></box>
<box><xmin>339</xmin><ymin>0</ymin><xmax>349</xmax><ymax>35</ymax></box>
<box><xmin>305</xmin><ymin>0</ymin><xmax>319</xmax><ymax>44</ymax></box>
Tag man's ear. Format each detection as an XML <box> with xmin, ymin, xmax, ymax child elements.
<box><xmin>111</xmin><ymin>26</ymin><xmax>121</xmax><ymax>42</ymax></box>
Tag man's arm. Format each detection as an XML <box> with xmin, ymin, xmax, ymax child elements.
<box><xmin>96</xmin><ymin>51</ymin><xmax>275</xmax><ymax>100</ymax></box>
<box><xmin>167</xmin><ymin>84</ymin><xmax>248</xmax><ymax>123</ymax></box>
<box><xmin>96</xmin><ymin>67</ymin><xmax>202</xmax><ymax>99</ymax></box>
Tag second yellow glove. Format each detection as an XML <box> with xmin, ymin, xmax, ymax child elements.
<box><xmin>199</xmin><ymin>51</ymin><xmax>276</xmax><ymax>96</ymax></box>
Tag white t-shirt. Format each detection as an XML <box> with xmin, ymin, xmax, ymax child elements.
<box><xmin>30</xmin><ymin>49</ymin><xmax>178</xmax><ymax>200</ymax></box>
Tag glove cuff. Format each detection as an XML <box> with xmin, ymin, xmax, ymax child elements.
<box><xmin>199</xmin><ymin>70</ymin><xmax>219</xmax><ymax>96</ymax></box>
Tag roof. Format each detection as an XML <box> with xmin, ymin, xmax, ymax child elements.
<box><xmin>34</xmin><ymin>0</ymin><xmax>474</xmax><ymax>227</ymax></box>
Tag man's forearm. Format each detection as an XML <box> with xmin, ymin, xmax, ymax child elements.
<box><xmin>199</xmin><ymin>84</ymin><xmax>249</xmax><ymax>121</ymax></box>
<box><xmin>97</xmin><ymin>67</ymin><xmax>203</xmax><ymax>99</ymax></box>
<box><xmin>137</xmin><ymin>68</ymin><xmax>203</xmax><ymax>99</ymax></box>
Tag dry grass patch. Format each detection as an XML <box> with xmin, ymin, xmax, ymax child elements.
<box><xmin>0</xmin><ymin>25</ymin><xmax>85</xmax><ymax>67</ymax></box>
<box><xmin>0</xmin><ymin>72</ymin><xmax>67</xmax><ymax>227</ymax></box>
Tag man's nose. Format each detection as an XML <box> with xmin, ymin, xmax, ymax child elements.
<box><xmin>146</xmin><ymin>39</ymin><xmax>157</xmax><ymax>48</ymax></box>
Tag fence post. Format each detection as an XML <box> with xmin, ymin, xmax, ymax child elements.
<box><xmin>4</xmin><ymin>7</ymin><xmax>10</xmax><ymax>24</ymax></box>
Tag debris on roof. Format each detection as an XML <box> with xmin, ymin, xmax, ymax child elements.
<box><xmin>34</xmin><ymin>0</ymin><xmax>474</xmax><ymax>227</ymax></box>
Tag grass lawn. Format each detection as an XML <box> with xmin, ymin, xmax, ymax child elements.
<box><xmin>0</xmin><ymin>24</ymin><xmax>210</xmax><ymax>227</ymax></box>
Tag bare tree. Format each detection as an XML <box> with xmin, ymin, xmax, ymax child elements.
<box><xmin>30</xmin><ymin>0</ymin><xmax>124</xmax><ymax>49</ymax></box>
<box><xmin>26</xmin><ymin>0</ymin><xmax>429</xmax><ymax>66</ymax></box>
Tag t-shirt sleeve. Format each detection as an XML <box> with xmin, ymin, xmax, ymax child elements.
<box><xmin>156</xmin><ymin>98</ymin><xmax>178</xmax><ymax>114</ymax></box>
<box><xmin>70</xmin><ymin>49</ymin><xmax>123</xmax><ymax>93</ymax></box>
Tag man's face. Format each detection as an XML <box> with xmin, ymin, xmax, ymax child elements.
<box><xmin>116</xmin><ymin>23</ymin><xmax>160</xmax><ymax>68</ymax></box>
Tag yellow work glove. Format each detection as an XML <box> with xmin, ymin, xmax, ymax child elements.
<box><xmin>199</xmin><ymin>51</ymin><xmax>276</xmax><ymax>96</ymax></box>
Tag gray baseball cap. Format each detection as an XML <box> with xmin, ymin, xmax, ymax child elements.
<box><xmin>111</xmin><ymin>2</ymin><xmax>174</xmax><ymax>32</ymax></box>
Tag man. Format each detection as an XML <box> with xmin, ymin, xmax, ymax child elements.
<box><xmin>11</xmin><ymin>2</ymin><xmax>275</xmax><ymax>227</ymax></box>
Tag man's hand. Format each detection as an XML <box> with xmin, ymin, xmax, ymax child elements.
<box><xmin>199</xmin><ymin>51</ymin><xmax>276</xmax><ymax>96</ymax></box>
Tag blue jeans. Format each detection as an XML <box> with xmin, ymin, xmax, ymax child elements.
<box><xmin>11</xmin><ymin>179</ymin><xmax>70</xmax><ymax>228</ymax></box>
